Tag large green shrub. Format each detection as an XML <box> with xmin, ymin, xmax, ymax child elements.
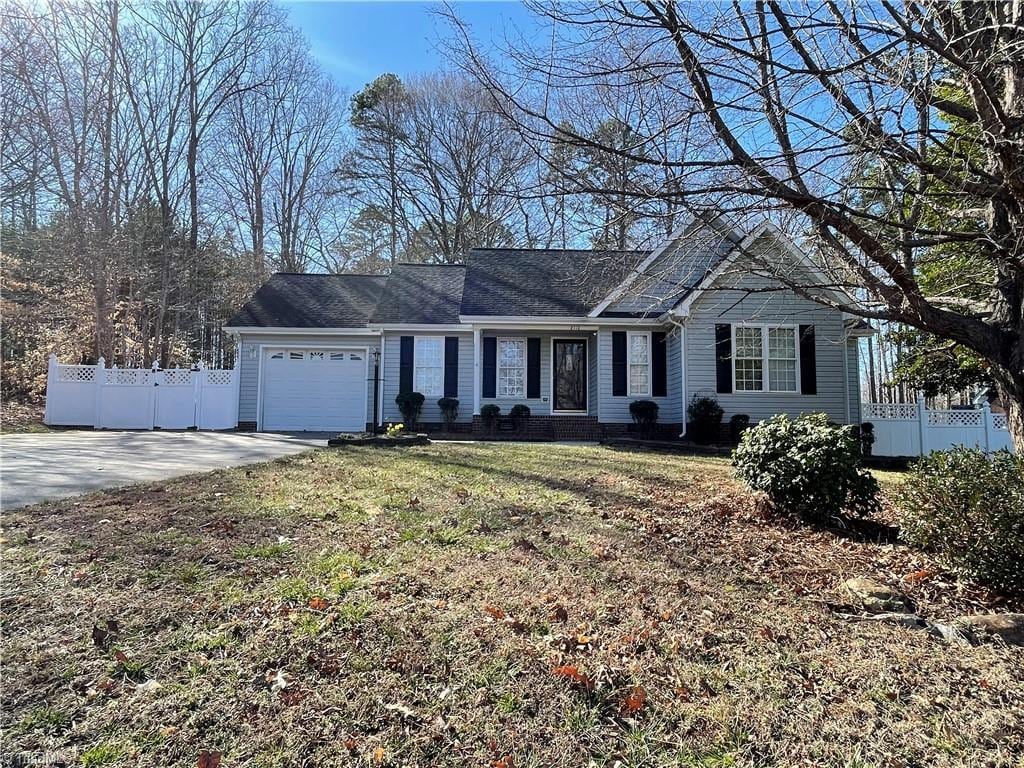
<box><xmin>395</xmin><ymin>391</ymin><xmax>425</xmax><ymax>428</ymax></box>
<box><xmin>896</xmin><ymin>448</ymin><xmax>1023</xmax><ymax>594</ymax></box>
<box><xmin>687</xmin><ymin>395</ymin><xmax>724</xmax><ymax>444</ymax></box>
<box><xmin>733</xmin><ymin>413</ymin><xmax>880</xmax><ymax>522</ymax></box>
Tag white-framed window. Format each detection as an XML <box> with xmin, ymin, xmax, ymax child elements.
<box><xmin>497</xmin><ymin>337</ymin><xmax>526</xmax><ymax>398</ymax></box>
<box><xmin>767</xmin><ymin>327</ymin><xmax>797</xmax><ymax>391</ymax></box>
<box><xmin>628</xmin><ymin>332</ymin><xmax>650</xmax><ymax>396</ymax></box>
<box><xmin>309</xmin><ymin>351</ymin><xmax>325</xmax><ymax>361</ymax></box>
<box><xmin>734</xmin><ymin>326</ymin><xmax>764</xmax><ymax>391</ymax></box>
<box><xmin>733</xmin><ymin>325</ymin><xmax>799</xmax><ymax>393</ymax></box>
<box><xmin>414</xmin><ymin>336</ymin><xmax>444</xmax><ymax>396</ymax></box>
<box><xmin>289</xmin><ymin>351</ymin><xmax>304</xmax><ymax>360</ymax></box>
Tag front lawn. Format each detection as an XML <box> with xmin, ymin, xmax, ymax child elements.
<box><xmin>2</xmin><ymin>443</ymin><xmax>1020</xmax><ymax>767</ymax></box>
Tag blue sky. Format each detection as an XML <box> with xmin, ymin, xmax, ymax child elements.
<box><xmin>283</xmin><ymin>1</ymin><xmax>537</xmax><ymax>94</ymax></box>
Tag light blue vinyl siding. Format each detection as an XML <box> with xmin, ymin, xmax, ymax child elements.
<box><xmin>380</xmin><ymin>332</ymin><xmax>474</xmax><ymax>424</ymax></box>
<box><xmin>596</xmin><ymin>327</ymin><xmax>682</xmax><ymax>424</ymax></box>
<box><xmin>237</xmin><ymin>333</ymin><xmax>379</xmax><ymax>426</ymax></box>
<box><xmin>683</xmin><ymin>274</ymin><xmax>853</xmax><ymax>424</ymax></box>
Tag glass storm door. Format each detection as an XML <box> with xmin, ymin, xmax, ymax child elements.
<box><xmin>553</xmin><ymin>340</ymin><xmax>587</xmax><ymax>412</ymax></box>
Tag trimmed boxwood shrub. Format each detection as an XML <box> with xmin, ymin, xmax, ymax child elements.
<box><xmin>896</xmin><ymin>448</ymin><xmax>1023</xmax><ymax>594</ymax></box>
<box><xmin>510</xmin><ymin>404</ymin><xmax>531</xmax><ymax>429</ymax></box>
<box><xmin>395</xmin><ymin>391</ymin><xmax>425</xmax><ymax>428</ymax></box>
<box><xmin>437</xmin><ymin>397</ymin><xmax>459</xmax><ymax>430</ymax></box>
<box><xmin>687</xmin><ymin>395</ymin><xmax>724</xmax><ymax>444</ymax></box>
<box><xmin>733</xmin><ymin>413</ymin><xmax>880</xmax><ymax>523</ymax></box>
<box><xmin>629</xmin><ymin>400</ymin><xmax>659</xmax><ymax>436</ymax></box>
<box><xmin>480</xmin><ymin>404</ymin><xmax>500</xmax><ymax>431</ymax></box>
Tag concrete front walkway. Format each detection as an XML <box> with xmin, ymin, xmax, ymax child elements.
<box><xmin>0</xmin><ymin>431</ymin><xmax>327</xmax><ymax>510</ymax></box>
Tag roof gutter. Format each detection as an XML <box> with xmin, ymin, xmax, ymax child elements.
<box><xmin>457</xmin><ymin>315</ymin><xmax>663</xmax><ymax>327</ymax></box>
<box><xmin>224</xmin><ymin>327</ymin><xmax>381</xmax><ymax>336</ymax></box>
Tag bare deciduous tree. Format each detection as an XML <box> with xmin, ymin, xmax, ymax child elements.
<box><xmin>445</xmin><ymin>1</ymin><xmax>1024</xmax><ymax>450</ymax></box>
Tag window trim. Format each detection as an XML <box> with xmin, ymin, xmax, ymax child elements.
<box><xmin>730</xmin><ymin>323</ymin><xmax>801</xmax><ymax>394</ymax></box>
<box><xmin>495</xmin><ymin>336</ymin><xmax>527</xmax><ymax>399</ymax></box>
<box><xmin>413</xmin><ymin>336</ymin><xmax>444</xmax><ymax>397</ymax></box>
<box><xmin>627</xmin><ymin>331</ymin><xmax>652</xmax><ymax>397</ymax></box>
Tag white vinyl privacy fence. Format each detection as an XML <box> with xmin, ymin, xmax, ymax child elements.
<box><xmin>44</xmin><ymin>355</ymin><xmax>238</xmax><ymax>430</ymax></box>
<box><xmin>863</xmin><ymin>398</ymin><xmax>1014</xmax><ymax>457</ymax></box>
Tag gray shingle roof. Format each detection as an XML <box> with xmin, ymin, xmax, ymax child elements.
<box><xmin>604</xmin><ymin>215</ymin><xmax>742</xmax><ymax>317</ymax></box>
<box><xmin>460</xmin><ymin>249</ymin><xmax>649</xmax><ymax>317</ymax></box>
<box><xmin>226</xmin><ymin>273</ymin><xmax>386</xmax><ymax>328</ymax></box>
<box><xmin>369</xmin><ymin>264</ymin><xmax>466</xmax><ymax>324</ymax></box>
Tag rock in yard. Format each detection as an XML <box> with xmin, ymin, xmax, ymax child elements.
<box><xmin>841</xmin><ymin>577</ymin><xmax>911</xmax><ymax>614</ymax></box>
<box><xmin>955</xmin><ymin>613</ymin><xmax>1024</xmax><ymax>646</ymax></box>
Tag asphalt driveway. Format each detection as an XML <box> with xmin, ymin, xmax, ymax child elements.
<box><xmin>0</xmin><ymin>431</ymin><xmax>327</xmax><ymax>510</ymax></box>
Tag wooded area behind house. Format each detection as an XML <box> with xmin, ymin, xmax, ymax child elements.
<box><xmin>1</xmin><ymin>0</ymin><xmax>682</xmax><ymax>404</ymax></box>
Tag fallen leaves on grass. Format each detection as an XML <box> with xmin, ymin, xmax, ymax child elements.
<box><xmin>266</xmin><ymin>670</ymin><xmax>290</xmax><ymax>693</ymax></box>
<box><xmin>552</xmin><ymin>664</ymin><xmax>592</xmax><ymax>689</ymax></box>
<box><xmin>491</xmin><ymin>756</ymin><xmax>514</xmax><ymax>768</ymax></box>
<box><xmin>91</xmin><ymin>619</ymin><xmax>118</xmax><ymax>648</ymax></box>
<box><xmin>307</xmin><ymin>596</ymin><xmax>329</xmax><ymax>611</ymax></box>
<box><xmin>620</xmin><ymin>685</ymin><xmax>647</xmax><ymax>714</ymax></box>
<box><xmin>482</xmin><ymin>603</ymin><xmax>506</xmax><ymax>620</ymax></box>
<box><xmin>197</xmin><ymin>751</ymin><xmax>221</xmax><ymax>768</ymax></box>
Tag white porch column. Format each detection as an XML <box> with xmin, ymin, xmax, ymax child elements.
<box><xmin>377</xmin><ymin>335</ymin><xmax>386</xmax><ymax>426</ymax></box>
<box><xmin>472</xmin><ymin>327</ymin><xmax>482</xmax><ymax>415</ymax></box>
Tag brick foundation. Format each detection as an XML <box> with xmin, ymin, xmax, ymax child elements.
<box><xmin>467</xmin><ymin>416</ymin><xmax>684</xmax><ymax>442</ymax></box>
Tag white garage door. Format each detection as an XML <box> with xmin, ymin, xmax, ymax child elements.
<box><xmin>261</xmin><ymin>348</ymin><xmax>367</xmax><ymax>432</ymax></box>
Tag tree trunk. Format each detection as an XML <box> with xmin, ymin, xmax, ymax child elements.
<box><xmin>993</xmin><ymin>368</ymin><xmax>1024</xmax><ymax>454</ymax></box>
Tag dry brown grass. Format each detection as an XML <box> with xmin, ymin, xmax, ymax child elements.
<box><xmin>2</xmin><ymin>443</ymin><xmax>1021</xmax><ymax>767</ymax></box>
<box><xmin>0</xmin><ymin>400</ymin><xmax>47</xmax><ymax>433</ymax></box>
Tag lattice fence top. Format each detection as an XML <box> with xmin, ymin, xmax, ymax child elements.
<box><xmin>162</xmin><ymin>369</ymin><xmax>194</xmax><ymax>386</ymax></box>
<box><xmin>992</xmin><ymin>413</ymin><xmax>1008</xmax><ymax>430</ymax></box>
<box><xmin>928</xmin><ymin>409</ymin><xmax>983</xmax><ymax>427</ymax></box>
<box><xmin>104</xmin><ymin>368</ymin><xmax>152</xmax><ymax>386</ymax></box>
<box><xmin>863</xmin><ymin>402</ymin><xmax>919</xmax><ymax>420</ymax></box>
<box><xmin>204</xmin><ymin>369</ymin><xmax>234</xmax><ymax>387</ymax></box>
<box><xmin>57</xmin><ymin>365</ymin><xmax>96</xmax><ymax>382</ymax></box>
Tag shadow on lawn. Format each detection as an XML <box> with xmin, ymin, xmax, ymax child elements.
<box><xmin>410</xmin><ymin>445</ymin><xmax>730</xmax><ymax>515</ymax></box>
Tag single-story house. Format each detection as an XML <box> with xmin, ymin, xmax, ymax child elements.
<box><xmin>224</xmin><ymin>214</ymin><xmax>871</xmax><ymax>438</ymax></box>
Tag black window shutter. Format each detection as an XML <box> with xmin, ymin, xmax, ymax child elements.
<box><xmin>799</xmin><ymin>325</ymin><xmax>817</xmax><ymax>395</ymax></box>
<box><xmin>444</xmin><ymin>337</ymin><xmax>459</xmax><ymax>397</ymax></box>
<box><xmin>715</xmin><ymin>324</ymin><xmax>732</xmax><ymax>394</ymax></box>
<box><xmin>399</xmin><ymin>336</ymin><xmax>414</xmax><ymax>394</ymax></box>
<box><xmin>526</xmin><ymin>338</ymin><xmax>541</xmax><ymax>398</ymax></box>
<box><xmin>652</xmin><ymin>331</ymin><xmax>667</xmax><ymax>397</ymax></box>
<box><xmin>612</xmin><ymin>331</ymin><xmax>627</xmax><ymax>396</ymax></box>
<box><xmin>482</xmin><ymin>337</ymin><xmax>497</xmax><ymax>398</ymax></box>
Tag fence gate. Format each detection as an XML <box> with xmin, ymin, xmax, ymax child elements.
<box><xmin>44</xmin><ymin>355</ymin><xmax>239</xmax><ymax>431</ymax></box>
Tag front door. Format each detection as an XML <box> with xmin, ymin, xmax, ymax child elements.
<box><xmin>553</xmin><ymin>339</ymin><xmax>587</xmax><ymax>412</ymax></box>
